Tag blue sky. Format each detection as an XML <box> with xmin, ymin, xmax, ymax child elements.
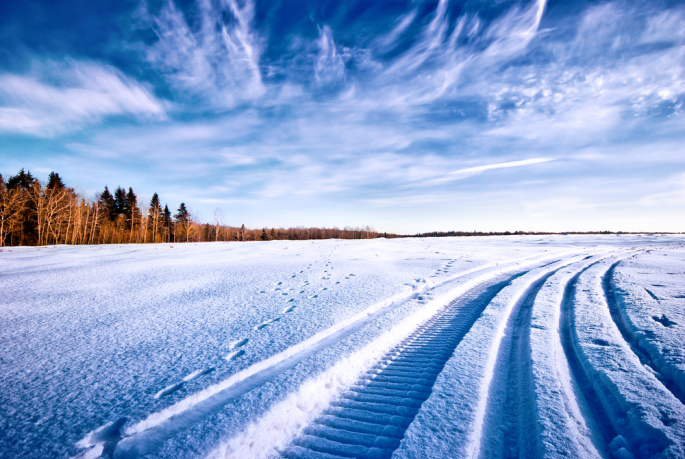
<box><xmin>0</xmin><ymin>0</ymin><xmax>683</xmax><ymax>233</ymax></box>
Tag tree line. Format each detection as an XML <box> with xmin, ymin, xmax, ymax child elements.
<box><xmin>0</xmin><ymin>169</ymin><xmax>385</xmax><ymax>246</ymax></box>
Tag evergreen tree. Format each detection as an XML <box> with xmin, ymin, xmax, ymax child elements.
<box><xmin>148</xmin><ymin>193</ymin><xmax>162</xmax><ymax>241</ymax></box>
<box><xmin>6</xmin><ymin>169</ymin><xmax>38</xmax><ymax>244</ymax></box>
<box><xmin>260</xmin><ymin>228</ymin><xmax>270</xmax><ymax>241</ymax></box>
<box><xmin>175</xmin><ymin>202</ymin><xmax>190</xmax><ymax>223</ymax></box>
<box><xmin>162</xmin><ymin>204</ymin><xmax>172</xmax><ymax>241</ymax></box>
<box><xmin>126</xmin><ymin>187</ymin><xmax>138</xmax><ymax>209</ymax></box>
<box><xmin>98</xmin><ymin>186</ymin><xmax>116</xmax><ymax>221</ymax></box>
<box><xmin>7</xmin><ymin>169</ymin><xmax>36</xmax><ymax>190</ymax></box>
<box><xmin>175</xmin><ymin>202</ymin><xmax>190</xmax><ymax>242</ymax></box>
<box><xmin>149</xmin><ymin>193</ymin><xmax>161</xmax><ymax>214</ymax></box>
<box><xmin>46</xmin><ymin>172</ymin><xmax>65</xmax><ymax>190</ymax></box>
<box><xmin>113</xmin><ymin>187</ymin><xmax>130</xmax><ymax>221</ymax></box>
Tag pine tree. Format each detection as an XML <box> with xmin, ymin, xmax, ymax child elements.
<box><xmin>6</xmin><ymin>169</ymin><xmax>38</xmax><ymax>244</ymax></box>
<box><xmin>7</xmin><ymin>169</ymin><xmax>36</xmax><ymax>190</ymax></box>
<box><xmin>260</xmin><ymin>228</ymin><xmax>270</xmax><ymax>241</ymax></box>
<box><xmin>46</xmin><ymin>172</ymin><xmax>65</xmax><ymax>190</ymax></box>
<box><xmin>113</xmin><ymin>187</ymin><xmax>130</xmax><ymax>221</ymax></box>
<box><xmin>148</xmin><ymin>193</ymin><xmax>162</xmax><ymax>242</ymax></box>
<box><xmin>98</xmin><ymin>186</ymin><xmax>115</xmax><ymax>221</ymax></box>
<box><xmin>162</xmin><ymin>204</ymin><xmax>172</xmax><ymax>242</ymax></box>
<box><xmin>175</xmin><ymin>202</ymin><xmax>190</xmax><ymax>242</ymax></box>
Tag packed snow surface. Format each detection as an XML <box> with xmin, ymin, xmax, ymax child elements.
<box><xmin>0</xmin><ymin>235</ymin><xmax>683</xmax><ymax>458</ymax></box>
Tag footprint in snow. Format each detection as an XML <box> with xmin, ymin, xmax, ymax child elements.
<box><xmin>225</xmin><ymin>349</ymin><xmax>245</xmax><ymax>361</ymax></box>
<box><xmin>282</xmin><ymin>305</ymin><xmax>296</xmax><ymax>313</ymax></box>
<box><xmin>254</xmin><ymin>317</ymin><xmax>280</xmax><ymax>330</ymax></box>
<box><xmin>228</xmin><ymin>338</ymin><xmax>249</xmax><ymax>350</ymax></box>
<box><xmin>181</xmin><ymin>367</ymin><xmax>214</xmax><ymax>383</ymax></box>
<box><xmin>652</xmin><ymin>314</ymin><xmax>677</xmax><ymax>327</ymax></box>
<box><xmin>154</xmin><ymin>382</ymin><xmax>184</xmax><ymax>399</ymax></box>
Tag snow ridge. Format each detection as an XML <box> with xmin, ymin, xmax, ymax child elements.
<box><xmin>76</xmin><ymin>251</ymin><xmax>570</xmax><ymax>458</ymax></box>
<box><xmin>208</xmin><ymin>253</ymin><xmax>569</xmax><ymax>458</ymax></box>
<box><xmin>564</xmin><ymin>259</ymin><xmax>685</xmax><ymax>458</ymax></box>
<box><xmin>603</xmin><ymin>262</ymin><xmax>685</xmax><ymax>404</ymax></box>
<box><xmin>282</xmin><ymin>272</ymin><xmax>523</xmax><ymax>458</ymax></box>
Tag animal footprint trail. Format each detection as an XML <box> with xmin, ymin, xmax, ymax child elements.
<box><xmin>224</xmin><ymin>337</ymin><xmax>250</xmax><ymax>361</ymax></box>
<box><xmin>181</xmin><ymin>367</ymin><xmax>214</xmax><ymax>383</ymax></box>
<box><xmin>255</xmin><ymin>317</ymin><xmax>281</xmax><ymax>330</ymax></box>
<box><xmin>228</xmin><ymin>338</ymin><xmax>249</xmax><ymax>351</ymax></box>
<box><xmin>153</xmin><ymin>382</ymin><xmax>184</xmax><ymax>399</ymax></box>
<box><xmin>153</xmin><ymin>367</ymin><xmax>216</xmax><ymax>400</ymax></box>
<box><xmin>225</xmin><ymin>349</ymin><xmax>245</xmax><ymax>361</ymax></box>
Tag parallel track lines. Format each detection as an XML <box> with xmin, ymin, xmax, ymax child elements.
<box><xmin>282</xmin><ymin>273</ymin><xmax>525</xmax><ymax>458</ymax></box>
<box><xmin>603</xmin><ymin>262</ymin><xmax>685</xmax><ymax>404</ymax></box>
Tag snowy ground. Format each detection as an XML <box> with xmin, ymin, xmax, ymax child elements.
<box><xmin>0</xmin><ymin>235</ymin><xmax>683</xmax><ymax>458</ymax></box>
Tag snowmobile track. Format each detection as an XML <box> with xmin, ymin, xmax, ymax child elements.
<box><xmin>559</xmin><ymin>262</ymin><xmax>620</xmax><ymax>458</ymax></box>
<box><xmin>281</xmin><ymin>270</ymin><xmax>527</xmax><ymax>459</ymax></box>
<box><xmin>479</xmin><ymin>265</ymin><xmax>567</xmax><ymax>458</ymax></box>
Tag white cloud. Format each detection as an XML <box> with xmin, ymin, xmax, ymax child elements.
<box><xmin>144</xmin><ymin>0</ymin><xmax>264</xmax><ymax>108</ymax></box>
<box><xmin>0</xmin><ymin>60</ymin><xmax>165</xmax><ymax>136</ymax></box>
<box><xmin>417</xmin><ymin>157</ymin><xmax>555</xmax><ymax>187</ymax></box>
<box><xmin>314</xmin><ymin>25</ymin><xmax>345</xmax><ymax>86</ymax></box>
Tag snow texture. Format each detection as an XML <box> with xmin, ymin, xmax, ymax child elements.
<box><xmin>0</xmin><ymin>235</ymin><xmax>683</xmax><ymax>458</ymax></box>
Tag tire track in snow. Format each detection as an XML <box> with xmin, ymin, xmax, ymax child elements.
<box><xmin>603</xmin><ymin>262</ymin><xmax>685</xmax><ymax>405</ymax></box>
<box><xmin>208</xmin><ymin>255</ymin><xmax>574</xmax><ymax>459</ymax></box>
<box><xmin>569</xmin><ymin>260</ymin><xmax>684</xmax><ymax>458</ymax></box>
<box><xmin>559</xmin><ymin>262</ymin><xmax>620</xmax><ymax>457</ymax></box>
<box><xmin>74</xmin><ymin>252</ymin><xmax>573</xmax><ymax>458</ymax></box>
<box><xmin>281</xmin><ymin>272</ymin><xmax>524</xmax><ymax>459</ymax></box>
<box><xmin>461</xmin><ymin>257</ymin><xmax>590</xmax><ymax>459</ymax></box>
<box><xmin>527</xmin><ymin>256</ymin><xmax>609</xmax><ymax>459</ymax></box>
<box><xmin>478</xmin><ymin>263</ymin><xmax>571</xmax><ymax>459</ymax></box>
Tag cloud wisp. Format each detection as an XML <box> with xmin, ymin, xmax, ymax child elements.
<box><xmin>142</xmin><ymin>0</ymin><xmax>264</xmax><ymax>108</ymax></box>
<box><xmin>0</xmin><ymin>0</ymin><xmax>683</xmax><ymax>231</ymax></box>
<box><xmin>0</xmin><ymin>60</ymin><xmax>165</xmax><ymax>136</ymax></box>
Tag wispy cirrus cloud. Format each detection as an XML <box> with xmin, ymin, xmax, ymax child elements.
<box><xmin>1</xmin><ymin>0</ymin><xmax>684</xmax><ymax>232</ymax></box>
<box><xmin>0</xmin><ymin>60</ymin><xmax>165</xmax><ymax>136</ymax></box>
<box><xmin>141</xmin><ymin>0</ymin><xmax>264</xmax><ymax>109</ymax></box>
<box><xmin>314</xmin><ymin>25</ymin><xmax>345</xmax><ymax>86</ymax></box>
<box><xmin>418</xmin><ymin>157</ymin><xmax>556</xmax><ymax>187</ymax></box>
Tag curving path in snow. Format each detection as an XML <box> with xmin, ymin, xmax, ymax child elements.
<box><xmin>2</xmin><ymin>236</ymin><xmax>683</xmax><ymax>459</ymax></box>
<box><xmin>212</xmin><ymin>247</ymin><xmax>685</xmax><ymax>459</ymax></box>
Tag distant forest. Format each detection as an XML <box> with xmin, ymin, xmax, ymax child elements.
<box><xmin>0</xmin><ymin>169</ymin><xmax>385</xmax><ymax>246</ymax></box>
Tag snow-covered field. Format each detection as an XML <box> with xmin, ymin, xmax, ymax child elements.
<box><xmin>1</xmin><ymin>235</ymin><xmax>683</xmax><ymax>458</ymax></box>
